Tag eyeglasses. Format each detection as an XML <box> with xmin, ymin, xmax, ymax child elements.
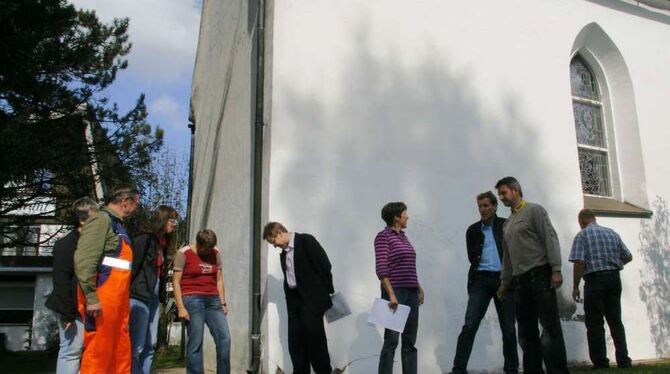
<box><xmin>168</xmin><ymin>218</ymin><xmax>178</xmax><ymax>225</ymax></box>
<box><xmin>124</xmin><ymin>196</ymin><xmax>141</xmax><ymax>205</ymax></box>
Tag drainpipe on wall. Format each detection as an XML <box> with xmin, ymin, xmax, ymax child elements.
<box><xmin>248</xmin><ymin>0</ymin><xmax>266</xmax><ymax>372</ymax></box>
<box><xmin>186</xmin><ymin>113</ymin><xmax>196</xmax><ymax>239</ymax></box>
<box><xmin>182</xmin><ymin>114</ymin><xmax>196</xmax><ymax>359</ymax></box>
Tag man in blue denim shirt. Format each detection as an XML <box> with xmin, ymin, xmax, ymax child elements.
<box><xmin>451</xmin><ymin>191</ymin><xmax>518</xmax><ymax>374</ymax></box>
<box><xmin>570</xmin><ymin>209</ymin><xmax>633</xmax><ymax>370</ymax></box>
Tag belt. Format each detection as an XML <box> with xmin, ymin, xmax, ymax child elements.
<box><xmin>584</xmin><ymin>269</ymin><xmax>619</xmax><ymax>281</ymax></box>
<box><xmin>475</xmin><ymin>270</ymin><xmax>501</xmax><ymax>276</ymax></box>
<box><xmin>382</xmin><ymin>286</ymin><xmax>419</xmax><ymax>292</ymax></box>
<box><xmin>514</xmin><ymin>264</ymin><xmax>551</xmax><ymax>284</ymax></box>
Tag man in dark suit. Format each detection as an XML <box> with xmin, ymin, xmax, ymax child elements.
<box><xmin>451</xmin><ymin>191</ymin><xmax>518</xmax><ymax>374</ymax></box>
<box><xmin>263</xmin><ymin>222</ymin><xmax>334</xmax><ymax>374</ymax></box>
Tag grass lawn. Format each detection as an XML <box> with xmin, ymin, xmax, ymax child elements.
<box><xmin>0</xmin><ymin>345</ymin><xmax>184</xmax><ymax>373</ymax></box>
<box><xmin>2</xmin><ymin>347</ymin><xmax>666</xmax><ymax>373</ymax></box>
<box><xmin>571</xmin><ymin>359</ymin><xmax>670</xmax><ymax>373</ymax></box>
<box><xmin>153</xmin><ymin>345</ymin><xmax>185</xmax><ymax>370</ymax></box>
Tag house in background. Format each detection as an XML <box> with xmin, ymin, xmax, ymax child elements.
<box><xmin>0</xmin><ymin>198</ymin><xmax>59</xmax><ymax>351</ymax></box>
<box><xmin>189</xmin><ymin>0</ymin><xmax>670</xmax><ymax>372</ymax></box>
<box><xmin>0</xmin><ymin>120</ymin><xmax>106</xmax><ymax>352</ymax></box>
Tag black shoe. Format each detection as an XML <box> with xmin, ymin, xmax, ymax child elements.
<box><xmin>618</xmin><ymin>363</ymin><xmax>632</xmax><ymax>369</ymax></box>
<box><xmin>592</xmin><ymin>365</ymin><xmax>610</xmax><ymax>370</ymax></box>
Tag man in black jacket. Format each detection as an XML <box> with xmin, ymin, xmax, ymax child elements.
<box><xmin>45</xmin><ymin>197</ymin><xmax>99</xmax><ymax>374</ymax></box>
<box><xmin>451</xmin><ymin>191</ymin><xmax>518</xmax><ymax>374</ymax></box>
<box><xmin>263</xmin><ymin>222</ymin><xmax>334</xmax><ymax>374</ymax></box>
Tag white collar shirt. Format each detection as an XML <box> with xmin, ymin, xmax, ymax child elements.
<box><xmin>283</xmin><ymin>232</ymin><xmax>297</xmax><ymax>289</ymax></box>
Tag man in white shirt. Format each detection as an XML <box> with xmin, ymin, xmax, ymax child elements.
<box><xmin>263</xmin><ymin>221</ymin><xmax>335</xmax><ymax>374</ymax></box>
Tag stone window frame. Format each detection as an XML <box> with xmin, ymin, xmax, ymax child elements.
<box><xmin>570</xmin><ymin>23</ymin><xmax>651</xmax><ymax>218</ymax></box>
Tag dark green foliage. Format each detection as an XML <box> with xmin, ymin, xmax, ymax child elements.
<box><xmin>152</xmin><ymin>345</ymin><xmax>186</xmax><ymax>370</ymax></box>
<box><xmin>0</xmin><ymin>0</ymin><xmax>163</xmax><ymax>248</ymax></box>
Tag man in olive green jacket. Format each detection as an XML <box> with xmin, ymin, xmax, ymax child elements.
<box><xmin>74</xmin><ymin>185</ymin><xmax>140</xmax><ymax>373</ymax></box>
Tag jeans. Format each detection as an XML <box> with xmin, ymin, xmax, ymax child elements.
<box><xmin>584</xmin><ymin>271</ymin><xmax>631</xmax><ymax>369</ymax></box>
<box><xmin>378</xmin><ymin>287</ymin><xmax>419</xmax><ymax>374</ymax></box>
<box><xmin>130</xmin><ymin>296</ymin><xmax>161</xmax><ymax>374</ymax></box>
<box><xmin>56</xmin><ymin>316</ymin><xmax>84</xmax><ymax>374</ymax></box>
<box><xmin>452</xmin><ymin>272</ymin><xmax>518</xmax><ymax>373</ymax></box>
<box><xmin>513</xmin><ymin>266</ymin><xmax>568</xmax><ymax>374</ymax></box>
<box><xmin>183</xmin><ymin>295</ymin><xmax>231</xmax><ymax>374</ymax></box>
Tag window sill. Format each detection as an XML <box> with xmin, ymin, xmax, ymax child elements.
<box><xmin>584</xmin><ymin>195</ymin><xmax>652</xmax><ymax>218</ymax></box>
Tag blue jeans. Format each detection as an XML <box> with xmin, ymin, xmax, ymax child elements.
<box><xmin>453</xmin><ymin>271</ymin><xmax>518</xmax><ymax>373</ymax></box>
<box><xmin>378</xmin><ymin>287</ymin><xmax>419</xmax><ymax>374</ymax></box>
<box><xmin>130</xmin><ymin>296</ymin><xmax>161</xmax><ymax>374</ymax></box>
<box><xmin>56</xmin><ymin>316</ymin><xmax>83</xmax><ymax>374</ymax></box>
<box><xmin>183</xmin><ymin>295</ymin><xmax>231</xmax><ymax>374</ymax></box>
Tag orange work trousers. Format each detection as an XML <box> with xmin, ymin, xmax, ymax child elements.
<box><xmin>78</xmin><ymin>232</ymin><xmax>133</xmax><ymax>374</ymax></box>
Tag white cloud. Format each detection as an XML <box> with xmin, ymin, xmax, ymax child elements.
<box><xmin>70</xmin><ymin>0</ymin><xmax>201</xmax><ymax>82</ymax></box>
<box><xmin>149</xmin><ymin>95</ymin><xmax>185</xmax><ymax>130</ymax></box>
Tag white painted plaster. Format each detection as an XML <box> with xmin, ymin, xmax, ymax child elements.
<box><xmin>192</xmin><ymin>0</ymin><xmax>670</xmax><ymax>372</ymax></box>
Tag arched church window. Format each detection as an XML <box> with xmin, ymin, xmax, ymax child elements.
<box><xmin>570</xmin><ymin>56</ymin><xmax>611</xmax><ymax>197</ymax></box>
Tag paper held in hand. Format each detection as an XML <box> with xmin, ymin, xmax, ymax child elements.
<box><xmin>367</xmin><ymin>297</ymin><xmax>410</xmax><ymax>333</ymax></box>
<box><xmin>325</xmin><ymin>292</ymin><xmax>352</xmax><ymax>323</ymax></box>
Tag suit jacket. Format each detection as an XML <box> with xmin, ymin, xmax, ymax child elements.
<box><xmin>465</xmin><ymin>216</ymin><xmax>505</xmax><ymax>293</ymax></box>
<box><xmin>45</xmin><ymin>230</ymin><xmax>79</xmax><ymax>322</ymax></box>
<box><xmin>280</xmin><ymin>233</ymin><xmax>334</xmax><ymax>313</ymax></box>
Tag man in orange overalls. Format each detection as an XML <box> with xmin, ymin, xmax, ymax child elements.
<box><xmin>74</xmin><ymin>185</ymin><xmax>140</xmax><ymax>373</ymax></box>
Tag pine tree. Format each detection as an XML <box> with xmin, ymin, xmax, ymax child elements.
<box><xmin>0</xmin><ymin>0</ymin><xmax>163</xmax><ymax>248</ymax></box>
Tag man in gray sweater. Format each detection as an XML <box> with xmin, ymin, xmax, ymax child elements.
<box><xmin>495</xmin><ymin>176</ymin><xmax>568</xmax><ymax>374</ymax></box>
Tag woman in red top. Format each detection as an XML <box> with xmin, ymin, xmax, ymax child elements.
<box><xmin>173</xmin><ymin>229</ymin><xmax>230</xmax><ymax>374</ymax></box>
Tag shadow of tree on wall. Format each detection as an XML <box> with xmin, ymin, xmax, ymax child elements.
<box><xmin>266</xmin><ymin>274</ymin><xmax>290</xmax><ymax>372</ymax></box>
<box><xmin>268</xmin><ymin>17</ymin><xmax>585</xmax><ymax>371</ymax></box>
<box><xmin>638</xmin><ymin>196</ymin><xmax>670</xmax><ymax>357</ymax></box>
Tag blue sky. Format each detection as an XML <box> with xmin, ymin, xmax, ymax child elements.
<box><xmin>70</xmin><ymin>0</ymin><xmax>203</xmax><ymax>157</ymax></box>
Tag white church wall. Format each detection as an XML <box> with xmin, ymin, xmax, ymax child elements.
<box><xmin>265</xmin><ymin>1</ymin><xmax>670</xmax><ymax>372</ymax></box>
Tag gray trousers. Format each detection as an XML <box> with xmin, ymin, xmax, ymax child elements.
<box><xmin>378</xmin><ymin>287</ymin><xmax>419</xmax><ymax>374</ymax></box>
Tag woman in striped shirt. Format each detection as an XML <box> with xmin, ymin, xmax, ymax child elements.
<box><xmin>374</xmin><ymin>201</ymin><xmax>424</xmax><ymax>374</ymax></box>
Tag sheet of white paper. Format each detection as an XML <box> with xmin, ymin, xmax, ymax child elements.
<box><xmin>367</xmin><ymin>297</ymin><xmax>410</xmax><ymax>333</ymax></box>
<box><xmin>325</xmin><ymin>292</ymin><xmax>352</xmax><ymax>323</ymax></box>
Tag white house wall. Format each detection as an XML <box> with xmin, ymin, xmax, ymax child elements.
<box><xmin>265</xmin><ymin>1</ymin><xmax>670</xmax><ymax>373</ymax></box>
<box><xmin>190</xmin><ymin>0</ymin><xmax>270</xmax><ymax>371</ymax></box>
<box><xmin>0</xmin><ymin>325</ymin><xmax>29</xmax><ymax>351</ymax></box>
